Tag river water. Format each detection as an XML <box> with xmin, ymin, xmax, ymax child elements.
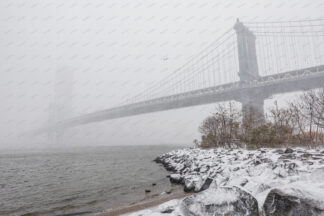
<box><xmin>0</xmin><ymin>145</ymin><xmax>183</xmax><ymax>216</ymax></box>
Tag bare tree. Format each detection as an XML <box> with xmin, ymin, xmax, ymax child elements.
<box><xmin>313</xmin><ymin>89</ymin><xmax>324</xmax><ymax>128</ymax></box>
<box><xmin>268</xmin><ymin>101</ymin><xmax>295</xmax><ymax>146</ymax></box>
<box><xmin>197</xmin><ymin>91</ymin><xmax>324</xmax><ymax>149</ymax></box>
<box><xmin>199</xmin><ymin>102</ymin><xmax>240</xmax><ymax>148</ymax></box>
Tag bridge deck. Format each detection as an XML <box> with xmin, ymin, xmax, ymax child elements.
<box><xmin>42</xmin><ymin>65</ymin><xmax>324</xmax><ymax>131</ymax></box>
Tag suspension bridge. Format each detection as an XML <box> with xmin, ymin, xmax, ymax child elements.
<box><xmin>41</xmin><ymin>18</ymin><xmax>324</xmax><ymax>132</ymax></box>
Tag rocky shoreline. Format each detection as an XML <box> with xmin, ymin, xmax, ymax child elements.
<box><xmin>125</xmin><ymin>147</ymin><xmax>324</xmax><ymax>216</ymax></box>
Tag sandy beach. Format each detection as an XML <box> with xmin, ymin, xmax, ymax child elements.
<box><xmin>93</xmin><ymin>192</ymin><xmax>191</xmax><ymax>216</ymax></box>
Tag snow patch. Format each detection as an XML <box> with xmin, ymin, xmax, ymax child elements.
<box><xmin>124</xmin><ymin>147</ymin><xmax>324</xmax><ymax>216</ymax></box>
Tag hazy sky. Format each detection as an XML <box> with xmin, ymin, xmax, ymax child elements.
<box><xmin>1</xmin><ymin>0</ymin><xmax>323</xmax><ymax>148</ymax></box>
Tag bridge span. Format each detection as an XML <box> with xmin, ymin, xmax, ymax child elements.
<box><xmin>38</xmin><ymin>19</ymin><xmax>324</xmax><ymax>132</ymax></box>
<box><xmin>43</xmin><ymin>65</ymin><xmax>324</xmax><ymax>131</ymax></box>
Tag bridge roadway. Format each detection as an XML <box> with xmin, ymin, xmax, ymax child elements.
<box><xmin>45</xmin><ymin>65</ymin><xmax>324</xmax><ymax>131</ymax></box>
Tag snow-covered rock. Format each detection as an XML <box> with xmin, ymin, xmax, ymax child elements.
<box><xmin>169</xmin><ymin>174</ymin><xmax>182</xmax><ymax>184</ymax></box>
<box><xmin>181</xmin><ymin>186</ymin><xmax>259</xmax><ymax>216</ymax></box>
<box><xmin>263</xmin><ymin>188</ymin><xmax>324</xmax><ymax>216</ymax></box>
<box><xmin>124</xmin><ymin>147</ymin><xmax>324</xmax><ymax>216</ymax></box>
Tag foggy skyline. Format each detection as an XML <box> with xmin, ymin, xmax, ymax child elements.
<box><xmin>1</xmin><ymin>0</ymin><xmax>323</xmax><ymax>148</ymax></box>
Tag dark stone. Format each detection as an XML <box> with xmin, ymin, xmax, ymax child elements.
<box><xmin>261</xmin><ymin>158</ymin><xmax>273</xmax><ymax>163</ymax></box>
<box><xmin>248</xmin><ymin>153</ymin><xmax>254</xmax><ymax>158</ymax></box>
<box><xmin>154</xmin><ymin>156</ymin><xmax>178</xmax><ymax>172</ymax></box>
<box><xmin>287</xmin><ymin>162</ymin><xmax>297</xmax><ymax>171</ymax></box>
<box><xmin>263</xmin><ymin>188</ymin><xmax>324</xmax><ymax>216</ymax></box>
<box><xmin>240</xmin><ymin>178</ymin><xmax>249</xmax><ymax>187</ymax></box>
<box><xmin>194</xmin><ymin>167</ymin><xmax>200</xmax><ymax>172</ymax></box>
<box><xmin>145</xmin><ymin>189</ymin><xmax>151</xmax><ymax>193</ymax></box>
<box><xmin>254</xmin><ymin>159</ymin><xmax>261</xmax><ymax>166</ymax></box>
<box><xmin>279</xmin><ymin>154</ymin><xmax>296</xmax><ymax>160</ymax></box>
<box><xmin>152</xmin><ymin>183</ymin><xmax>156</xmax><ymax>186</ymax></box>
<box><xmin>169</xmin><ymin>174</ymin><xmax>182</xmax><ymax>184</ymax></box>
<box><xmin>161</xmin><ymin>208</ymin><xmax>174</xmax><ymax>214</ymax></box>
<box><xmin>284</xmin><ymin>148</ymin><xmax>294</xmax><ymax>154</ymax></box>
<box><xmin>199</xmin><ymin>178</ymin><xmax>213</xmax><ymax>192</ymax></box>
<box><xmin>184</xmin><ymin>183</ymin><xmax>195</xmax><ymax>193</ymax></box>
<box><xmin>166</xmin><ymin>189</ymin><xmax>172</xmax><ymax>194</ymax></box>
<box><xmin>153</xmin><ymin>157</ymin><xmax>163</xmax><ymax>163</ymax></box>
<box><xmin>301</xmin><ymin>153</ymin><xmax>313</xmax><ymax>158</ymax></box>
<box><xmin>306</xmin><ymin>161</ymin><xmax>314</xmax><ymax>165</ymax></box>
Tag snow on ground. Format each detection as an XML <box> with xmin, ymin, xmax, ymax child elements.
<box><xmin>123</xmin><ymin>147</ymin><xmax>324</xmax><ymax>216</ymax></box>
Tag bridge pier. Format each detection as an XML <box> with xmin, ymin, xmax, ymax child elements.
<box><xmin>239</xmin><ymin>96</ymin><xmax>265</xmax><ymax>123</ymax></box>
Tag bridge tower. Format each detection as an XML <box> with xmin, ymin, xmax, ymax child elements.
<box><xmin>48</xmin><ymin>67</ymin><xmax>73</xmax><ymax>145</ymax></box>
<box><xmin>234</xmin><ymin>19</ymin><xmax>266</xmax><ymax>120</ymax></box>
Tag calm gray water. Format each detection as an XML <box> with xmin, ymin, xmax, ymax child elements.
<box><xmin>0</xmin><ymin>145</ymin><xmax>183</xmax><ymax>216</ymax></box>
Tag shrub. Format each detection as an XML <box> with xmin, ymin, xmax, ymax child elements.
<box><xmin>196</xmin><ymin>90</ymin><xmax>324</xmax><ymax>149</ymax></box>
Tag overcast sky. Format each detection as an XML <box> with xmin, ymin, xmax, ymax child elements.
<box><xmin>1</xmin><ymin>0</ymin><xmax>323</xmax><ymax>149</ymax></box>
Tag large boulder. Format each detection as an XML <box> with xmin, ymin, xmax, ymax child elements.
<box><xmin>183</xmin><ymin>176</ymin><xmax>214</xmax><ymax>192</ymax></box>
<box><xmin>263</xmin><ymin>188</ymin><xmax>324</xmax><ymax>216</ymax></box>
<box><xmin>180</xmin><ymin>186</ymin><xmax>259</xmax><ymax>216</ymax></box>
<box><xmin>169</xmin><ymin>174</ymin><xmax>182</xmax><ymax>184</ymax></box>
